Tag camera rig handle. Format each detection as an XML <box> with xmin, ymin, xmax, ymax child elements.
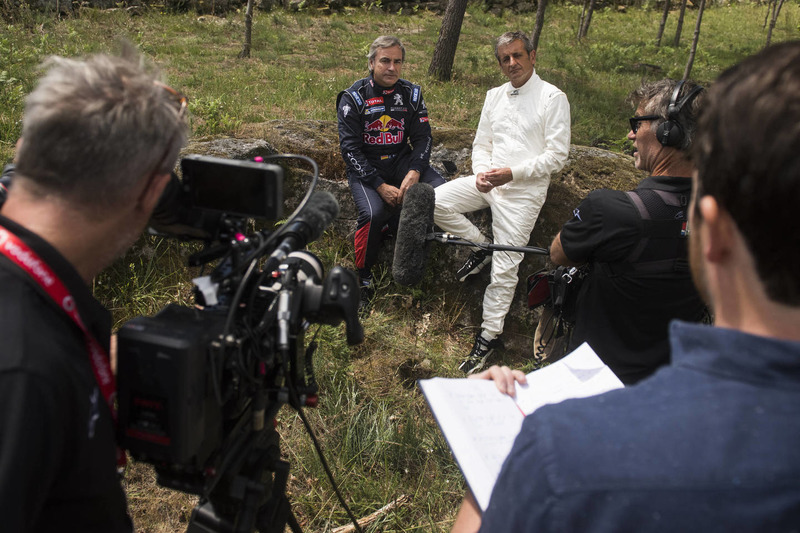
<box><xmin>302</xmin><ymin>266</ymin><xmax>364</xmax><ymax>346</ymax></box>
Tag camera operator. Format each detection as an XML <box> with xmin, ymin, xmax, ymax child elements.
<box><xmin>0</xmin><ymin>48</ymin><xmax>187</xmax><ymax>532</ymax></box>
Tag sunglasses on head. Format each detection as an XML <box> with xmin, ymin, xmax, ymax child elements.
<box><xmin>153</xmin><ymin>81</ymin><xmax>188</xmax><ymax>119</ymax></box>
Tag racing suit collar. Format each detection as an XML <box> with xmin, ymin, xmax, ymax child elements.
<box><xmin>507</xmin><ymin>69</ymin><xmax>539</xmax><ymax>96</ymax></box>
<box><xmin>370</xmin><ymin>75</ymin><xmax>398</xmax><ymax>93</ymax></box>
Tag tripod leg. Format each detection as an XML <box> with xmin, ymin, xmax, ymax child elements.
<box><xmin>287</xmin><ymin>508</ymin><xmax>303</xmax><ymax>533</ymax></box>
<box><xmin>256</xmin><ymin>459</ymin><xmax>301</xmax><ymax>533</ymax></box>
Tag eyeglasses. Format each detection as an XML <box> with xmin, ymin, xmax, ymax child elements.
<box><xmin>629</xmin><ymin>114</ymin><xmax>660</xmax><ymax>134</ymax></box>
<box><xmin>153</xmin><ymin>80</ymin><xmax>188</xmax><ymax>119</ymax></box>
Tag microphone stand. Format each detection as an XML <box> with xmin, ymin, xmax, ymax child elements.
<box><xmin>431</xmin><ymin>232</ymin><xmax>549</xmax><ymax>256</ymax></box>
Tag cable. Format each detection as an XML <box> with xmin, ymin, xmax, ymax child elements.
<box><xmin>283</xmin><ymin>344</ymin><xmax>362</xmax><ymax>533</ymax></box>
<box><xmin>290</xmin><ymin>393</ymin><xmax>364</xmax><ymax>533</ymax></box>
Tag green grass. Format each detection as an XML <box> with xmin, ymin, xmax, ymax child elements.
<box><xmin>2</xmin><ymin>2</ymin><xmax>799</xmax><ymax>161</ymax></box>
<box><xmin>2</xmin><ymin>2</ymin><xmax>799</xmax><ymax>530</ymax></box>
<box><xmin>93</xmin><ymin>235</ymin><xmax>202</xmax><ymax>327</ymax></box>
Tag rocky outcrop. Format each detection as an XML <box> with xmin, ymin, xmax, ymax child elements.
<box><xmin>184</xmin><ymin>120</ymin><xmax>646</xmax><ymax>356</ymax></box>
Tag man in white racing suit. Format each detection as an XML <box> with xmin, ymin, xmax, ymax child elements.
<box><xmin>433</xmin><ymin>31</ymin><xmax>571</xmax><ymax>374</ymax></box>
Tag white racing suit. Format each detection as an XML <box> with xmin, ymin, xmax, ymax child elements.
<box><xmin>434</xmin><ymin>71</ymin><xmax>571</xmax><ymax>338</ymax></box>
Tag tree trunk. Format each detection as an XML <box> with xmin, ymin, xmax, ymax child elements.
<box><xmin>239</xmin><ymin>0</ymin><xmax>254</xmax><ymax>59</ymax></box>
<box><xmin>774</xmin><ymin>0</ymin><xmax>787</xmax><ymax>21</ymax></box>
<box><xmin>763</xmin><ymin>0</ymin><xmax>774</xmax><ymax>29</ymax></box>
<box><xmin>531</xmin><ymin>0</ymin><xmax>549</xmax><ymax>52</ymax></box>
<box><xmin>578</xmin><ymin>0</ymin><xmax>596</xmax><ymax>40</ymax></box>
<box><xmin>765</xmin><ymin>0</ymin><xmax>786</xmax><ymax>47</ymax></box>
<box><xmin>683</xmin><ymin>0</ymin><xmax>706</xmax><ymax>80</ymax></box>
<box><xmin>577</xmin><ymin>0</ymin><xmax>589</xmax><ymax>40</ymax></box>
<box><xmin>673</xmin><ymin>0</ymin><xmax>688</xmax><ymax>47</ymax></box>
<box><xmin>656</xmin><ymin>0</ymin><xmax>671</xmax><ymax>47</ymax></box>
<box><xmin>428</xmin><ymin>0</ymin><xmax>469</xmax><ymax>82</ymax></box>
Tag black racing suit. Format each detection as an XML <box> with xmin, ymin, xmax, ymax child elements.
<box><xmin>336</xmin><ymin>76</ymin><xmax>444</xmax><ymax>277</ymax></box>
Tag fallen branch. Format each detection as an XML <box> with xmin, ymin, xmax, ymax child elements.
<box><xmin>331</xmin><ymin>494</ymin><xmax>410</xmax><ymax>533</ymax></box>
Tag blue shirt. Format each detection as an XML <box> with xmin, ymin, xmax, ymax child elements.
<box><xmin>480</xmin><ymin>322</ymin><xmax>800</xmax><ymax>532</ymax></box>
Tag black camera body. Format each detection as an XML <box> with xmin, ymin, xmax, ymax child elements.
<box><xmin>116</xmin><ymin>155</ymin><xmax>362</xmax><ymax>530</ymax></box>
<box><xmin>118</xmin><ymin>305</ymin><xmax>226</xmax><ymax>474</ymax></box>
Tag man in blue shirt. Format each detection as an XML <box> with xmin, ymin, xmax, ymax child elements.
<box><xmin>451</xmin><ymin>41</ymin><xmax>800</xmax><ymax>532</ymax></box>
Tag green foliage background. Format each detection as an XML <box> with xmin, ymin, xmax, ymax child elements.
<box><xmin>1</xmin><ymin>2</ymin><xmax>798</xmax><ymax>531</ymax></box>
<box><xmin>2</xmin><ymin>1</ymin><xmax>799</xmax><ymax>164</ymax></box>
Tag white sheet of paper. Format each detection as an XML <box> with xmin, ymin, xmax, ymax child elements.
<box><xmin>419</xmin><ymin>343</ymin><xmax>623</xmax><ymax>511</ymax></box>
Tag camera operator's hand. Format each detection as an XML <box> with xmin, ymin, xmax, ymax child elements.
<box><xmin>377</xmin><ymin>182</ymin><xmax>402</xmax><ymax>208</ymax></box>
<box><xmin>468</xmin><ymin>365</ymin><xmax>527</xmax><ymax>397</ymax></box>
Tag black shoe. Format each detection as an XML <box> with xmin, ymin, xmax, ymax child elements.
<box><xmin>459</xmin><ymin>334</ymin><xmax>502</xmax><ymax>375</ymax></box>
<box><xmin>358</xmin><ymin>282</ymin><xmax>374</xmax><ymax>315</ymax></box>
<box><xmin>456</xmin><ymin>249</ymin><xmax>492</xmax><ymax>282</ymax></box>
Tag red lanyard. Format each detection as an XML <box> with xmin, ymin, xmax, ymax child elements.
<box><xmin>0</xmin><ymin>224</ymin><xmax>126</xmax><ymax>467</ymax></box>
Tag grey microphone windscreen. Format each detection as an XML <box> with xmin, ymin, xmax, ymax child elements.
<box><xmin>393</xmin><ymin>182</ymin><xmax>435</xmax><ymax>286</ymax></box>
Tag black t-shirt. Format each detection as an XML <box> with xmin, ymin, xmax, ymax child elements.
<box><xmin>560</xmin><ymin>176</ymin><xmax>706</xmax><ymax>384</ymax></box>
<box><xmin>0</xmin><ymin>215</ymin><xmax>132</xmax><ymax>532</ymax></box>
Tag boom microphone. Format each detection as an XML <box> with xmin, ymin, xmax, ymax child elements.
<box><xmin>266</xmin><ymin>191</ymin><xmax>340</xmax><ymax>267</ymax></box>
<box><xmin>393</xmin><ymin>182</ymin><xmax>435</xmax><ymax>286</ymax></box>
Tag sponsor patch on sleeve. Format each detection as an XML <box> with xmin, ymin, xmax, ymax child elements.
<box><xmin>419</xmin><ymin>117</ymin><xmax>429</xmax><ymax>123</ymax></box>
<box><xmin>348</xmin><ymin>90</ymin><xmax>363</xmax><ymax>107</ymax></box>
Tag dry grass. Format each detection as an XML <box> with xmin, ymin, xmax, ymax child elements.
<box><xmin>123</xmin><ymin>463</ymin><xmax>199</xmax><ymax>532</ymax></box>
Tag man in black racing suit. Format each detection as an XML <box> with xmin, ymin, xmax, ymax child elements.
<box><xmin>337</xmin><ymin>35</ymin><xmax>445</xmax><ymax>312</ymax></box>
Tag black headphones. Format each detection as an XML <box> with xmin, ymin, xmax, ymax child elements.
<box><xmin>656</xmin><ymin>80</ymin><xmax>704</xmax><ymax>148</ymax></box>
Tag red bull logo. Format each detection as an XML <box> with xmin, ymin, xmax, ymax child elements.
<box><xmin>363</xmin><ymin>115</ymin><xmax>405</xmax><ymax>145</ymax></box>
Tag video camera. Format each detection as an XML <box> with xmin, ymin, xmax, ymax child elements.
<box><xmin>116</xmin><ymin>154</ymin><xmax>363</xmax><ymax>532</ymax></box>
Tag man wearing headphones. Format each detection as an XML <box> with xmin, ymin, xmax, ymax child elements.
<box><xmin>548</xmin><ymin>79</ymin><xmax>707</xmax><ymax>385</ymax></box>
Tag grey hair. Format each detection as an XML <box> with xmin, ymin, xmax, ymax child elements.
<box><xmin>628</xmin><ymin>78</ymin><xmax>704</xmax><ymax>151</ymax></box>
<box><xmin>16</xmin><ymin>45</ymin><xmax>187</xmax><ymax>213</ymax></box>
<box><xmin>367</xmin><ymin>35</ymin><xmax>405</xmax><ymax>73</ymax></box>
<box><xmin>494</xmin><ymin>31</ymin><xmax>534</xmax><ymax>61</ymax></box>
